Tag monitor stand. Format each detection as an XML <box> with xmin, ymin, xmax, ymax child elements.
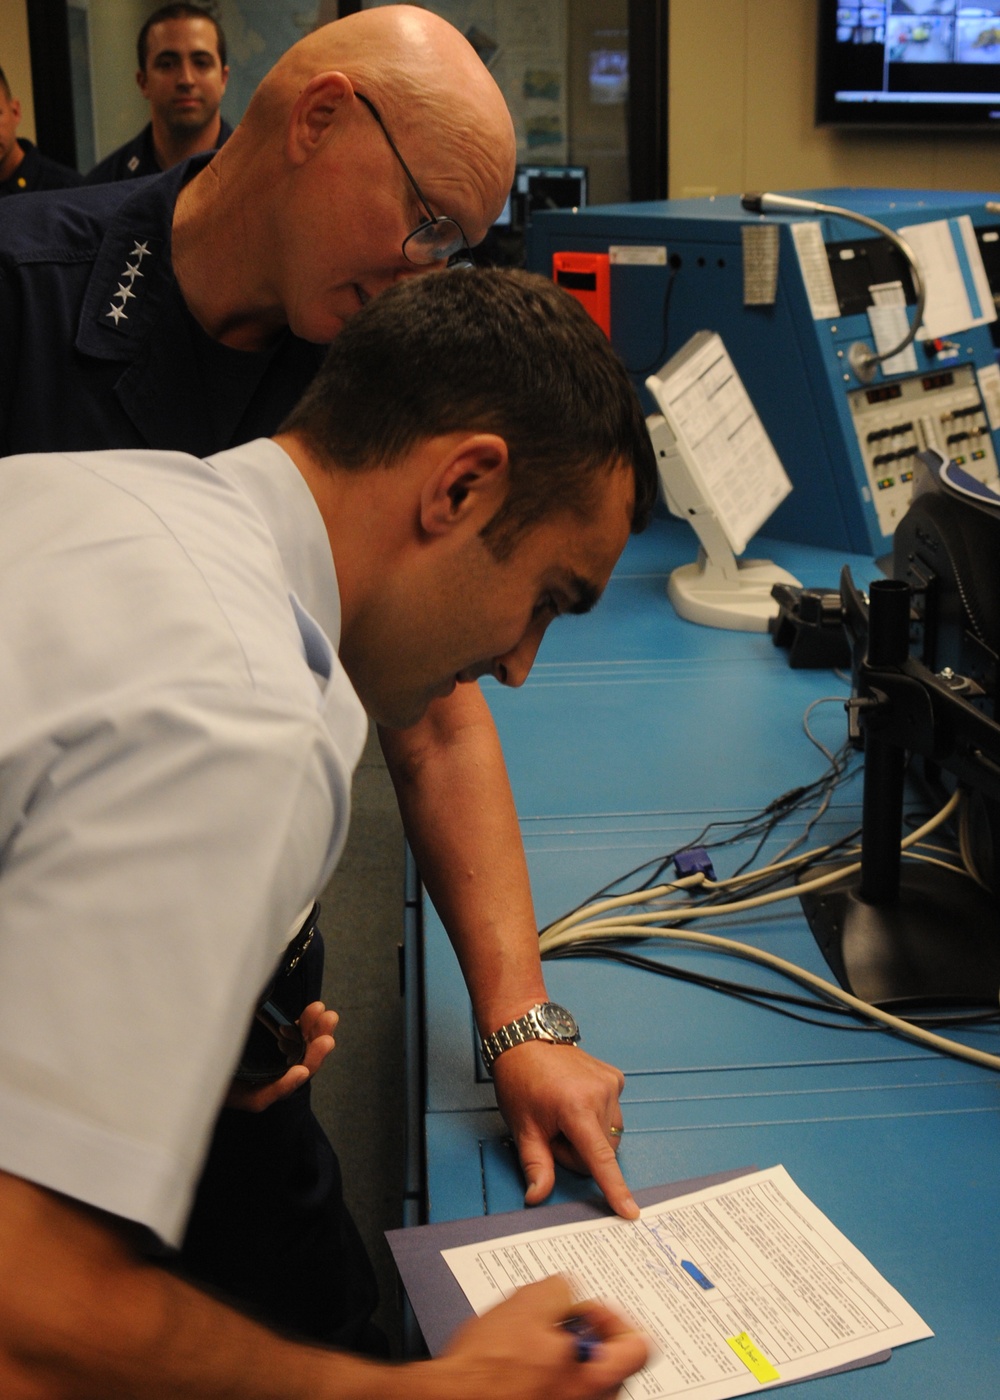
<box><xmin>799</xmin><ymin>578</ymin><xmax>1000</xmax><ymax>1010</ymax></box>
<box><xmin>800</xmin><ymin>863</ymin><xmax>1000</xmax><ymax>1009</ymax></box>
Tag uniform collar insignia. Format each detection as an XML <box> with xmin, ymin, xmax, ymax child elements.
<box><xmin>105</xmin><ymin>240</ymin><xmax>154</xmax><ymax>328</ymax></box>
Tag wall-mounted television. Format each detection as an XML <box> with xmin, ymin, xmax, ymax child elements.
<box><xmin>816</xmin><ymin>0</ymin><xmax>1000</xmax><ymax>129</ymax></box>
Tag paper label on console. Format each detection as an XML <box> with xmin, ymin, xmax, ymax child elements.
<box><xmin>977</xmin><ymin>362</ymin><xmax>1000</xmax><ymax>432</ymax></box>
<box><xmin>790</xmin><ymin>221</ymin><xmax>840</xmax><ymax>320</ymax></box>
<box><xmin>609</xmin><ymin>245</ymin><xmax>668</xmax><ymax>265</ymax></box>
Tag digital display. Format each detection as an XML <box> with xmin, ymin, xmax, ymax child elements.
<box><xmin>866</xmin><ymin>383</ymin><xmax>903</xmax><ymax>404</ymax></box>
<box><xmin>922</xmin><ymin>371</ymin><xmax>956</xmax><ymax>391</ymax></box>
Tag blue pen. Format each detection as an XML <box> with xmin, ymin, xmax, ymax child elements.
<box><xmin>560</xmin><ymin>1314</ymin><xmax>601</xmax><ymax>1362</ymax></box>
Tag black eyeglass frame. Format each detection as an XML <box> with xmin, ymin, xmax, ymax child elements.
<box><xmin>354</xmin><ymin>92</ymin><xmax>473</xmax><ymax>269</ymax></box>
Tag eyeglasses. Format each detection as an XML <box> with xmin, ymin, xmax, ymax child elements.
<box><xmin>355</xmin><ymin>92</ymin><xmax>473</xmax><ymax>269</ymax></box>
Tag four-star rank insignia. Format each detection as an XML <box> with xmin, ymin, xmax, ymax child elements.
<box><xmin>105</xmin><ymin>240</ymin><xmax>152</xmax><ymax>326</ymax></box>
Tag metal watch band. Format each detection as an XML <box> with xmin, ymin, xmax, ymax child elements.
<box><xmin>479</xmin><ymin>1002</ymin><xmax>579</xmax><ymax>1075</ymax></box>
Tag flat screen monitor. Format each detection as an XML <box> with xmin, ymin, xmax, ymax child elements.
<box><xmin>816</xmin><ymin>0</ymin><xmax>1000</xmax><ymax>128</ymax></box>
<box><xmin>480</xmin><ymin>164</ymin><xmax>588</xmax><ymax>268</ymax></box>
<box><xmin>497</xmin><ymin>164</ymin><xmax>588</xmax><ymax>230</ymax></box>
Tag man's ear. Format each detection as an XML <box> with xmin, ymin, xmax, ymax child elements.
<box><xmin>136</xmin><ymin>69</ymin><xmax>149</xmax><ymax>100</ymax></box>
<box><xmin>419</xmin><ymin>435</ymin><xmax>510</xmax><ymax>537</ymax></box>
<box><xmin>286</xmin><ymin>71</ymin><xmax>353</xmax><ymax>165</ymax></box>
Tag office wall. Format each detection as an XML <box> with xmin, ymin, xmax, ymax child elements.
<box><xmin>669</xmin><ymin>0</ymin><xmax>1000</xmax><ymax>198</ymax></box>
<box><xmin>2</xmin><ymin>0</ymin><xmax>36</xmax><ymax>138</ymax></box>
<box><xmin>87</xmin><ymin>1</ymin><xmax>154</xmax><ymax>159</ymax></box>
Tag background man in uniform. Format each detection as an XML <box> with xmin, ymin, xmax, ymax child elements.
<box><xmin>85</xmin><ymin>3</ymin><xmax>231</xmax><ymax>184</ymax></box>
<box><xmin>0</xmin><ymin>4</ymin><xmax>640</xmax><ymax>1350</ymax></box>
<box><xmin>0</xmin><ymin>64</ymin><xmax>82</xmax><ymax>196</ymax></box>
<box><xmin>0</xmin><ymin>267</ymin><xmax>656</xmax><ymax>1400</ymax></box>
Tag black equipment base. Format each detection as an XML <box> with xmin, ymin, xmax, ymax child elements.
<box><xmin>800</xmin><ymin>862</ymin><xmax>1000</xmax><ymax>1010</ymax></box>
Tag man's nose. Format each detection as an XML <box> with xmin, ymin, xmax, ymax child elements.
<box><xmin>492</xmin><ymin>629</ymin><xmax>545</xmax><ymax>689</ymax></box>
<box><xmin>177</xmin><ymin>61</ymin><xmax>197</xmax><ymax>85</ymax></box>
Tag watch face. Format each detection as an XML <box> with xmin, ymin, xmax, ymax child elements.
<box><xmin>537</xmin><ymin>1002</ymin><xmax>579</xmax><ymax>1041</ymax></box>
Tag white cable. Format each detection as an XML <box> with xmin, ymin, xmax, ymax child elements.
<box><xmin>542</xmin><ymin>837</ymin><xmax>863</xmax><ymax>941</ymax></box>
<box><xmin>541</xmin><ymin>792</ymin><xmax>959</xmax><ymax>945</ymax></box>
<box><xmin>959</xmin><ymin>798</ymin><xmax>991</xmax><ymax>891</ymax></box>
<box><xmin>547</xmin><ymin>920</ymin><xmax>1000</xmax><ymax>1072</ymax></box>
<box><xmin>544</xmin><ymin>849</ymin><xmax>973</xmax><ymax>944</ymax></box>
<box><xmin>906</xmin><ymin>851</ymin><xmax>975</xmax><ymax>877</ymax></box>
<box><xmin>540</xmin><ymin>791</ymin><xmax>1000</xmax><ymax>1072</ymax></box>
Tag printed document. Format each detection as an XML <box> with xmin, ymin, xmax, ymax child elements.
<box><xmin>442</xmin><ymin>1165</ymin><xmax>931</xmax><ymax>1398</ymax></box>
<box><xmin>645</xmin><ymin>332</ymin><xmax>791</xmax><ymax>556</ymax></box>
<box><xmin>898</xmin><ymin>215</ymin><xmax>995</xmax><ymax>339</ymax></box>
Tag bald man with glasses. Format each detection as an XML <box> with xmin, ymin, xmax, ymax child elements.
<box><xmin>0</xmin><ymin>7</ymin><xmax>505</xmax><ymax>458</ymax></box>
<box><xmin>0</xmin><ymin>1</ymin><xmax>638</xmax><ymax>1358</ymax></box>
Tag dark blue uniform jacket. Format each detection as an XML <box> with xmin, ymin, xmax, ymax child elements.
<box><xmin>0</xmin><ymin>153</ymin><xmax>322</xmax><ymax>458</ymax></box>
<box><xmin>83</xmin><ymin>118</ymin><xmax>233</xmax><ymax>185</ymax></box>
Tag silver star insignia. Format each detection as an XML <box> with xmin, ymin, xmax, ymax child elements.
<box><xmin>106</xmin><ymin>303</ymin><xmax>128</xmax><ymax>325</ymax></box>
<box><xmin>115</xmin><ymin>281</ymin><xmax>137</xmax><ymax>303</ymax></box>
<box><xmin>122</xmin><ymin>261</ymin><xmax>144</xmax><ymax>281</ymax></box>
<box><xmin>130</xmin><ymin>240</ymin><xmax>151</xmax><ymax>260</ymax></box>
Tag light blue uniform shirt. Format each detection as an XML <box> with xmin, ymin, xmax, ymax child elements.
<box><xmin>0</xmin><ymin>437</ymin><xmax>367</xmax><ymax>1245</ymax></box>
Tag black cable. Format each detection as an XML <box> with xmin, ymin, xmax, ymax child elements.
<box><xmin>692</xmin><ymin>829</ymin><xmax>862</xmax><ymax>912</ymax></box>
<box><xmin>548</xmin><ymin>941</ymin><xmax>847</xmax><ymax>1011</ymax></box>
<box><xmin>544</xmin><ymin>941</ymin><xmax>1000</xmax><ymax>1032</ymax></box>
<box><xmin>546</xmin><ymin>943</ymin><xmax>884</xmax><ymax>1032</ymax></box>
<box><xmin>542</xmin><ymin>739</ymin><xmax>862</xmax><ymax>933</ymax></box>
<box><xmin>624</xmin><ymin>258</ymin><xmax>680</xmax><ymax>376</ymax></box>
<box><xmin>731</xmin><ymin>741</ymin><xmax>857</xmax><ymax>877</ymax></box>
<box><xmin>656</xmin><ymin>742</ymin><xmax>861</xmax><ymax>890</ymax></box>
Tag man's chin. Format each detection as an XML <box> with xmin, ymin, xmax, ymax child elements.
<box><xmin>373</xmin><ymin>681</ymin><xmax>458</xmax><ymax>732</ymax></box>
<box><xmin>290</xmin><ymin>291</ymin><xmax>367</xmax><ymax>345</ymax></box>
<box><xmin>376</xmin><ymin>707</ymin><xmax>428</xmax><ymax>733</ymax></box>
<box><xmin>166</xmin><ymin>112</ymin><xmax>213</xmax><ymax>136</ymax></box>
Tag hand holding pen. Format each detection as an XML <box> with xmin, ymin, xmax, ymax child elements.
<box><xmin>440</xmin><ymin>1275</ymin><xmax>649</xmax><ymax>1398</ymax></box>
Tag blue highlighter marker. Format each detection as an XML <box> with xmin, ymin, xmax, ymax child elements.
<box><xmin>560</xmin><ymin>1315</ymin><xmax>601</xmax><ymax>1362</ymax></box>
<box><xmin>681</xmin><ymin>1259</ymin><xmax>714</xmax><ymax>1290</ymax></box>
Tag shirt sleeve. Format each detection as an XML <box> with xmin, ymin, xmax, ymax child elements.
<box><xmin>0</xmin><ymin>683</ymin><xmax>350</xmax><ymax>1247</ymax></box>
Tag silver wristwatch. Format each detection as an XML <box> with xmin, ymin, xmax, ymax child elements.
<box><xmin>479</xmin><ymin>1001</ymin><xmax>580</xmax><ymax>1074</ymax></box>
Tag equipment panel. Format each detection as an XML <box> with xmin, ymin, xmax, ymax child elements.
<box><xmin>848</xmin><ymin>364</ymin><xmax>998</xmax><ymax>536</ymax></box>
<box><xmin>528</xmin><ymin>191</ymin><xmax>1000</xmax><ymax>555</ymax></box>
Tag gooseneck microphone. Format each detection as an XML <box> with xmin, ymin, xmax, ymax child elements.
<box><xmin>741</xmin><ymin>192</ymin><xmax>926</xmax><ymax>384</ymax></box>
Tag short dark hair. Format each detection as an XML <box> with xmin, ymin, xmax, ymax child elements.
<box><xmin>282</xmin><ymin>269</ymin><xmax>657</xmax><ymax>558</ymax></box>
<box><xmin>0</xmin><ymin>66</ymin><xmax>12</xmax><ymax>102</ymax></box>
<box><xmin>137</xmin><ymin>4</ymin><xmax>227</xmax><ymax>71</ymax></box>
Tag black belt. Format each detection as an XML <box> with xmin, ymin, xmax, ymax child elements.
<box><xmin>234</xmin><ymin>902</ymin><xmax>323</xmax><ymax>1084</ymax></box>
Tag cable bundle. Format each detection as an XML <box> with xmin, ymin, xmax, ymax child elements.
<box><xmin>538</xmin><ymin>698</ymin><xmax>1000</xmax><ymax>1071</ymax></box>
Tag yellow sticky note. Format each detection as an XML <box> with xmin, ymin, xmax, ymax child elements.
<box><xmin>726</xmin><ymin>1332</ymin><xmax>780</xmax><ymax>1384</ymax></box>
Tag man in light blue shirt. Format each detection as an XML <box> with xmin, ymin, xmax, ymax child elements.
<box><xmin>1</xmin><ymin>1</ymin><xmax>656</xmax><ymax>1354</ymax></box>
<box><xmin>0</xmin><ymin>269</ymin><xmax>657</xmax><ymax>1398</ymax></box>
